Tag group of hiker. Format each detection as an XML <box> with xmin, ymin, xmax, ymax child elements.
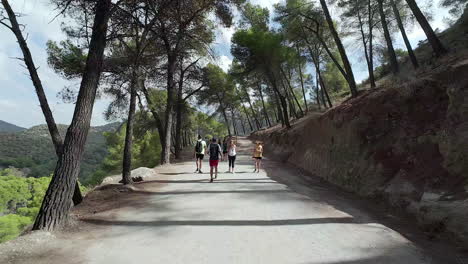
<box><xmin>194</xmin><ymin>135</ymin><xmax>264</xmax><ymax>182</ymax></box>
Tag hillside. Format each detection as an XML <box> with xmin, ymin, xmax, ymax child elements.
<box><xmin>0</xmin><ymin>120</ymin><xmax>25</xmax><ymax>133</ymax></box>
<box><xmin>251</xmin><ymin>53</ymin><xmax>468</xmax><ymax>247</ymax></box>
<box><xmin>0</xmin><ymin>122</ymin><xmax>121</xmax><ymax>182</ymax></box>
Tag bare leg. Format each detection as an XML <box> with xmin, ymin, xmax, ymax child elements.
<box><xmin>199</xmin><ymin>159</ymin><xmax>202</xmax><ymax>172</ymax></box>
<box><xmin>210</xmin><ymin>166</ymin><xmax>214</xmax><ymax>182</ymax></box>
<box><xmin>257</xmin><ymin>159</ymin><xmax>261</xmax><ymax>173</ymax></box>
<box><xmin>214</xmin><ymin>166</ymin><xmax>218</xmax><ymax>179</ymax></box>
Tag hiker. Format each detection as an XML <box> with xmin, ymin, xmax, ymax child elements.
<box><xmin>227</xmin><ymin>139</ymin><xmax>237</xmax><ymax>174</ymax></box>
<box><xmin>208</xmin><ymin>138</ymin><xmax>223</xmax><ymax>182</ymax></box>
<box><xmin>222</xmin><ymin>136</ymin><xmax>229</xmax><ymax>161</ymax></box>
<box><xmin>253</xmin><ymin>141</ymin><xmax>263</xmax><ymax>173</ymax></box>
<box><xmin>194</xmin><ymin>135</ymin><xmax>207</xmax><ymax>173</ymax></box>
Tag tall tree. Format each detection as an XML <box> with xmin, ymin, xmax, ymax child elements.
<box><xmin>147</xmin><ymin>0</ymin><xmax>241</xmax><ymax>164</ymax></box>
<box><xmin>33</xmin><ymin>0</ymin><xmax>113</xmax><ymax>231</ymax></box>
<box><xmin>390</xmin><ymin>0</ymin><xmax>419</xmax><ymax>68</ymax></box>
<box><xmin>405</xmin><ymin>0</ymin><xmax>447</xmax><ymax>56</ymax></box>
<box><xmin>199</xmin><ymin>64</ymin><xmax>236</xmax><ymax>135</ymax></box>
<box><xmin>0</xmin><ymin>0</ymin><xmax>83</xmax><ymax>204</ymax></box>
<box><xmin>318</xmin><ymin>0</ymin><xmax>358</xmax><ymax>96</ymax></box>
<box><xmin>377</xmin><ymin>0</ymin><xmax>399</xmax><ymax>74</ymax></box>
<box><xmin>337</xmin><ymin>0</ymin><xmax>378</xmax><ymax>88</ymax></box>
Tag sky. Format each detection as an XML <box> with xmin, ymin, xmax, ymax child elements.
<box><xmin>0</xmin><ymin>0</ymin><xmax>453</xmax><ymax>128</ymax></box>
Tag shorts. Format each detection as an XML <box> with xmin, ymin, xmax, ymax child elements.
<box><xmin>196</xmin><ymin>154</ymin><xmax>204</xmax><ymax>160</ymax></box>
<box><xmin>209</xmin><ymin>159</ymin><xmax>219</xmax><ymax>167</ymax></box>
<box><xmin>254</xmin><ymin>157</ymin><xmax>262</xmax><ymax>160</ymax></box>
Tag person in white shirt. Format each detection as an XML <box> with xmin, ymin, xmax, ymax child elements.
<box><xmin>194</xmin><ymin>135</ymin><xmax>207</xmax><ymax>173</ymax></box>
<box><xmin>227</xmin><ymin>139</ymin><xmax>237</xmax><ymax>173</ymax></box>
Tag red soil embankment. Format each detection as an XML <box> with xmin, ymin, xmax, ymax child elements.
<box><xmin>252</xmin><ymin>58</ymin><xmax>468</xmax><ymax>246</ymax></box>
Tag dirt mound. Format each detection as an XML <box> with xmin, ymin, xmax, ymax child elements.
<box><xmin>251</xmin><ymin>57</ymin><xmax>468</xmax><ymax>246</ymax></box>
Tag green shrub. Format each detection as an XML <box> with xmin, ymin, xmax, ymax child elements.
<box><xmin>0</xmin><ymin>214</ymin><xmax>32</xmax><ymax>243</ymax></box>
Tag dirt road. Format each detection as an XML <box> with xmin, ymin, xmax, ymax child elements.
<box><xmin>1</xmin><ymin>137</ymin><xmax>462</xmax><ymax>264</ymax></box>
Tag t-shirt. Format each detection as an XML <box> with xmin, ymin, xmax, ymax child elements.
<box><xmin>195</xmin><ymin>140</ymin><xmax>207</xmax><ymax>154</ymax></box>
<box><xmin>208</xmin><ymin>143</ymin><xmax>222</xmax><ymax>160</ymax></box>
<box><xmin>228</xmin><ymin>145</ymin><xmax>236</xmax><ymax>156</ymax></box>
<box><xmin>253</xmin><ymin>145</ymin><xmax>263</xmax><ymax>158</ymax></box>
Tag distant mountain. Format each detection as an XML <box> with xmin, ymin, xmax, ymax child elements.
<box><xmin>0</xmin><ymin>120</ymin><xmax>25</xmax><ymax>133</ymax></box>
<box><xmin>0</xmin><ymin>122</ymin><xmax>121</xmax><ymax>182</ymax></box>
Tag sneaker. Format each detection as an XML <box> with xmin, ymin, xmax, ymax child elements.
<box><xmin>195</xmin><ymin>168</ymin><xmax>199</xmax><ymax>173</ymax></box>
<box><xmin>214</xmin><ymin>174</ymin><xmax>217</xmax><ymax>179</ymax></box>
<box><xmin>210</xmin><ymin>178</ymin><xmax>213</xmax><ymax>183</ymax></box>
<box><xmin>199</xmin><ymin>170</ymin><xmax>203</xmax><ymax>174</ymax></box>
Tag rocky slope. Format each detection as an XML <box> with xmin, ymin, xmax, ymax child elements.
<box><xmin>251</xmin><ymin>56</ymin><xmax>468</xmax><ymax>246</ymax></box>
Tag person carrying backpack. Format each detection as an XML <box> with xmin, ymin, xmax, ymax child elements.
<box><xmin>208</xmin><ymin>138</ymin><xmax>223</xmax><ymax>182</ymax></box>
<box><xmin>194</xmin><ymin>135</ymin><xmax>207</xmax><ymax>173</ymax></box>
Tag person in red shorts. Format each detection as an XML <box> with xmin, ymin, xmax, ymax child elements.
<box><xmin>207</xmin><ymin>138</ymin><xmax>223</xmax><ymax>182</ymax></box>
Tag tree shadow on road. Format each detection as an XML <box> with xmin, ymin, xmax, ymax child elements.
<box><xmin>130</xmin><ymin>189</ymin><xmax>291</xmax><ymax>195</ymax></box>
<box><xmin>82</xmin><ymin>217</ymin><xmax>363</xmax><ymax>227</ymax></box>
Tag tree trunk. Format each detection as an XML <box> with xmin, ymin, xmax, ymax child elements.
<box><xmin>162</xmin><ymin>55</ymin><xmax>177</xmax><ymax>164</ymax></box>
<box><xmin>174</xmin><ymin>100</ymin><xmax>183</xmax><ymax>159</ymax></box>
<box><xmin>258</xmin><ymin>85</ymin><xmax>271</xmax><ymax>127</ymax></box>
<box><xmin>320</xmin><ymin>86</ymin><xmax>327</xmax><ymax>109</ymax></box>
<box><xmin>268</xmin><ymin>73</ymin><xmax>290</xmax><ymax>128</ymax></box>
<box><xmin>1</xmin><ymin>0</ymin><xmax>84</xmax><ymax>205</ymax></box>
<box><xmin>239</xmin><ymin>114</ymin><xmax>247</xmax><ymax>135</ymax></box>
<box><xmin>230</xmin><ymin>108</ymin><xmax>238</xmax><ymax>135</ymax></box>
<box><xmin>283</xmin><ymin>83</ymin><xmax>298</xmax><ymax>119</ymax></box>
<box><xmin>378</xmin><ymin>0</ymin><xmax>399</xmax><ymax>74</ymax></box>
<box><xmin>274</xmin><ymin>91</ymin><xmax>284</xmax><ymax>126</ymax></box>
<box><xmin>242</xmin><ymin>103</ymin><xmax>254</xmax><ymax>131</ymax></box>
<box><xmin>281</xmin><ymin>68</ymin><xmax>304</xmax><ymax>117</ymax></box>
<box><xmin>368</xmin><ymin>0</ymin><xmax>375</xmax><ymax>88</ymax></box>
<box><xmin>140</xmin><ymin>82</ymin><xmax>165</xmax><ymax>153</ymax></box>
<box><xmin>221</xmin><ymin>106</ymin><xmax>232</xmax><ymax>135</ymax></box>
<box><xmin>245</xmin><ymin>91</ymin><xmax>261</xmax><ymax>129</ymax></box>
<box><xmin>296</xmin><ymin>47</ymin><xmax>308</xmax><ymax>113</ymax></box>
<box><xmin>390</xmin><ymin>0</ymin><xmax>419</xmax><ymax>68</ymax></box>
<box><xmin>33</xmin><ymin>0</ymin><xmax>112</xmax><ymax>231</ymax></box>
<box><xmin>315</xmin><ymin>74</ymin><xmax>321</xmax><ymax>109</ymax></box>
<box><xmin>174</xmin><ymin>73</ymin><xmax>184</xmax><ymax>159</ymax></box>
<box><xmin>278</xmin><ymin>92</ymin><xmax>291</xmax><ymax>128</ymax></box>
<box><xmin>357</xmin><ymin>8</ymin><xmax>376</xmax><ymax>88</ymax></box>
<box><xmin>122</xmin><ymin>75</ymin><xmax>137</xmax><ymax>185</ymax></box>
<box><xmin>405</xmin><ymin>0</ymin><xmax>447</xmax><ymax>56</ymax></box>
<box><xmin>315</xmin><ymin>62</ymin><xmax>332</xmax><ymax>108</ymax></box>
<box><xmin>319</xmin><ymin>0</ymin><xmax>358</xmax><ymax>97</ymax></box>
<box><xmin>322</xmin><ymin>78</ymin><xmax>333</xmax><ymax>108</ymax></box>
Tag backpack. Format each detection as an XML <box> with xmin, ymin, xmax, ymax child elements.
<box><xmin>195</xmin><ymin>141</ymin><xmax>202</xmax><ymax>153</ymax></box>
<box><xmin>209</xmin><ymin>144</ymin><xmax>220</xmax><ymax>160</ymax></box>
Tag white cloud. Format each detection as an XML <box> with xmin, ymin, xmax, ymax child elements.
<box><xmin>218</xmin><ymin>55</ymin><xmax>233</xmax><ymax>72</ymax></box>
<box><xmin>250</xmin><ymin>0</ymin><xmax>281</xmax><ymax>13</ymax></box>
<box><xmin>215</xmin><ymin>26</ymin><xmax>235</xmax><ymax>47</ymax></box>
